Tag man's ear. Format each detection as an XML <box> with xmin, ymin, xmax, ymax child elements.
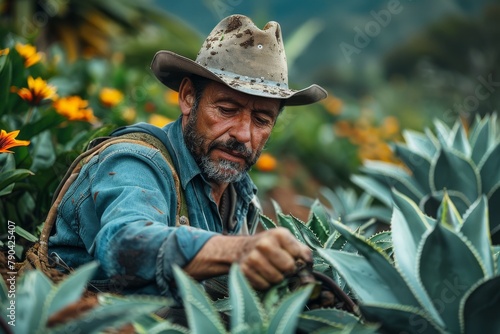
<box><xmin>178</xmin><ymin>77</ymin><xmax>195</xmax><ymax>116</ymax></box>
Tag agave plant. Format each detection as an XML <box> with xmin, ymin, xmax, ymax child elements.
<box><xmin>0</xmin><ymin>262</ymin><xmax>168</xmax><ymax>334</ymax></box>
<box><xmin>319</xmin><ymin>190</ymin><xmax>500</xmax><ymax>333</ymax></box>
<box><xmin>163</xmin><ymin>264</ymin><xmax>377</xmax><ymax>334</ymax></box>
<box><xmin>351</xmin><ymin>113</ymin><xmax>500</xmax><ymax>243</ymax></box>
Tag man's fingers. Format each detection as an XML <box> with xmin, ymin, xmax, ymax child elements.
<box><xmin>273</xmin><ymin>227</ymin><xmax>313</xmax><ymax>263</ymax></box>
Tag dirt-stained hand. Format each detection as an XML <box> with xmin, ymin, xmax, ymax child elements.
<box><xmin>237</xmin><ymin>227</ymin><xmax>312</xmax><ymax>290</ymax></box>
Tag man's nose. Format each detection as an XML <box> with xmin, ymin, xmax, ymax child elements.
<box><xmin>229</xmin><ymin>112</ymin><xmax>252</xmax><ymax>143</ymax></box>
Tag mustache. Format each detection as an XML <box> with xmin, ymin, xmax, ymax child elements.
<box><xmin>209</xmin><ymin>138</ymin><xmax>253</xmax><ymax>160</ymax></box>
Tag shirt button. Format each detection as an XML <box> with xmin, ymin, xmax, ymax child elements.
<box><xmin>179</xmin><ymin>216</ymin><xmax>189</xmax><ymax>225</ymax></box>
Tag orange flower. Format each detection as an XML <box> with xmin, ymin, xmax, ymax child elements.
<box><xmin>15</xmin><ymin>43</ymin><xmax>42</xmax><ymax>67</ymax></box>
<box><xmin>322</xmin><ymin>95</ymin><xmax>343</xmax><ymax>115</ymax></box>
<box><xmin>11</xmin><ymin>76</ymin><xmax>57</xmax><ymax>105</ymax></box>
<box><xmin>0</xmin><ymin>130</ymin><xmax>30</xmax><ymax>153</ymax></box>
<box><xmin>255</xmin><ymin>153</ymin><xmax>277</xmax><ymax>172</ymax></box>
<box><xmin>99</xmin><ymin>87</ymin><xmax>124</xmax><ymax>108</ymax></box>
<box><xmin>53</xmin><ymin>96</ymin><xmax>96</xmax><ymax>122</ymax></box>
<box><xmin>0</xmin><ymin>48</ymin><xmax>9</xmax><ymax>56</ymax></box>
<box><xmin>164</xmin><ymin>90</ymin><xmax>179</xmax><ymax>105</ymax></box>
<box><xmin>148</xmin><ymin>114</ymin><xmax>173</xmax><ymax>127</ymax></box>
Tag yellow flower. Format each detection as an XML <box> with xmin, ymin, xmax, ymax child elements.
<box><xmin>255</xmin><ymin>153</ymin><xmax>277</xmax><ymax>172</ymax></box>
<box><xmin>53</xmin><ymin>96</ymin><xmax>96</xmax><ymax>122</ymax></box>
<box><xmin>0</xmin><ymin>48</ymin><xmax>9</xmax><ymax>56</ymax></box>
<box><xmin>148</xmin><ymin>114</ymin><xmax>172</xmax><ymax>127</ymax></box>
<box><xmin>122</xmin><ymin>107</ymin><xmax>137</xmax><ymax>123</ymax></box>
<box><xmin>15</xmin><ymin>43</ymin><xmax>42</xmax><ymax>67</ymax></box>
<box><xmin>11</xmin><ymin>76</ymin><xmax>57</xmax><ymax>106</ymax></box>
<box><xmin>99</xmin><ymin>87</ymin><xmax>124</xmax><ymax>108</ymax></box>
<box><xmin>0</xmin><ymin>130</ymin><xmax>30</xmax><ymax>153</ymax></box>
<box><xmin>164</xmin><ymin>90</ymin><xmax>179</xmax><ymax>105</ymax></box>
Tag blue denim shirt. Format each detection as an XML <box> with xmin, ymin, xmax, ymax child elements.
<box><xmin>48</xmin><ymin>117</ymin><xmax>257</xmax><ymax>299</ymax></box>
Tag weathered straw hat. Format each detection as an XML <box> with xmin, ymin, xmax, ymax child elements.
<box><xmin>151</xmin><ymin>14</ymin><xmax>327</xmax><ymax>106</ymax></box>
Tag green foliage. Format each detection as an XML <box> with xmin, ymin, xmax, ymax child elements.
<box><xmin>0</xmin><ymin>262</ymin><xmax>168</xmax><ymax>333</ymax></box>
<box><xmin>319</xmin><ymin>191</ymin><xmax>500</xmax><ymax>333</ymax></box>
<box><xmin>352</xmin><ymin>113</ymin><xmax>500</xmax><ymax>244</ymax></box>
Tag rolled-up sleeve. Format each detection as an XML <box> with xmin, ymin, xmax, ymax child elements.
<box><xmin>88</xmin><ymin>143</ymin><xmax>216</xmax><ymax>298</ymax></box>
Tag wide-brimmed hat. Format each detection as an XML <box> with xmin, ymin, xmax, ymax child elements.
<box><xmin>151</xmin><ymin>14</ymin><xmax>327</xmax><ymax>106</ymax></box>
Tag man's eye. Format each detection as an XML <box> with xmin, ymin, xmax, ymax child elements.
<box><xmin>254</xmin><ymin>116</ymin><xmax>271</xmax><ymax>126</ymax></box>
<box><xmin>219</xmin><ymin>107</ymin><xmax>236</xmax><ymax>114</ymax></box>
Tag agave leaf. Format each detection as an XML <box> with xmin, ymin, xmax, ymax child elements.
<box><xmin>450</xmin><ymin>121</ymin><xmax>472</xmax><ymax>157</ymax></box>
<box><xmin>50</xmin><ymin>294</ymin><xmax>167</xmax><ymax>334</ymax></box>
<box><xmin>290</xmin><ymin>215</ymin><xmax>323</xmax><ymax>248</ymax></box>
<box><xmin>359</xmin><ymin>303</ymin><xmax>444</xmax><ymax>334</ymax></box>
<box><xmin>308</xmin><ymin>197</ymin><xmax>333</xmax><ymax>226</ymax></box>
<box><xmin>469</xmin><ymin>116</ymin><xmax>491</xmax><ymax>165</ymax></box>
<box><xmin>461</xmin><ymin>196</ymin><xmax>494</xmax><ymax>277</ymax></box>
<box><xmin>267</xmin><ymin>285</ymin><xmax>313</xmax><ymax>334</ymax></box>
<box><xmin>15</xmin><ymin>270</ymin><xmax>53</xmax><ymax>334</ymax></box>
<box><xmin>324</xmin><ymin>230</ymin><xmax>347</xmax><ymax>250</ymax></box>
<box><xmin>350</xmin><ymin>175</ymin><xmax>393</xmax><ymax>207</ymax></box>
<box><xmin>45</xmin><ymin>262</ymin><xmax>99</xmax><ymax>317</ymax></box>
<box><xmin>431</xmin><ymin>148</ymin><xmax>481</xmax><ymax>204</ymax></box>
<box><xmin>306</xmin><ymin>212</ymin><xmax>330</xmax><ymax>245</ymax></box>
<box><xmin>418</xmin><ymin>223</ymin><xmax>486</xmax><ymax>333</ymax></box>
<box><xmin>229</xmin><ymin>265</ymin><xmax>265</xmax><ymax>331</ymax></box>
<box><xmin>368</xmin><ymin>231</ymin><xmax>392</xmax><ymax>254</ymax></box>
<box><xmin>297</xmin><ymin>308</ymin><xmax>361</xmax><ymax>333</ymax></box>
<box><xmin>394</xmin><ymin>143</ymin><xmax>432</xmax><ymax>194</ymax></box>
<box><xmin>172</xmin><ymin>266</ymin><xmax>227</xmax><ymax>334</ymax></box>
<box><xmin>478</xmin><ymin>143</ymin><xmax>500</xmax><ymax>196</ymax></box>
<box><xmin>344</xmin><ymin>206</ymin><xmax>392</xmax><ymax>225</ymax></box>
<box><xmin>461</xmin><ymin>275</ymin><xmax>500</xmax><ymax>334</ymax></box>
<box><xmin>271</xmin><ymin>199</ymin><xmax>283</xmax><ymax>215</ymax></box>
<box><xmin>144</xmin><ymin>320</ymin><xmax>190</xmax><ymax>334</ymax></box>
<box><xmin>361</xmin><ymin>161</ymin><xmax>425</xmax><ymax>202</ymax></box>
<box><xmin>259</xmin><ymin>214</ymin><xmax>277</xmax><ymax>230</ymax></box>
<box><xmin>318</xmin><ymin>249</ymin><xmax>418</xmax><ymax>306</ymax></box>
<box><xmin>277</xmin><ymin>213</ymin><xmax>306</xmax><ymax>244</ymax></box>
<box><xmin>433</xmin><ymin>119</ymin><xmax>452</xmax><ymax>147</ymax></box>
<box><xmin>402</xmin><ymin>129</ymin><xmax>438</xmax><ymax>159</ymax></box>
<box><xmin>436</xmin><ymin>192</ymin><xmax>463</xmax><ymax>231</ymax></box>
<box><xmin>489</xmin><ymin>186</ymin><xmax>500</xmax><ymax>244</ymax></box>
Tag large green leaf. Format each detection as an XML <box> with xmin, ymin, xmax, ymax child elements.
<box><xmin>449</xmin><ymin>121</ymin><xmax>471</xmax><ymax>157</ymax></box>
<box><xmin>277</xmin><ymin>213</ymin><xmax>306</xmax><ymax>244</ymax></box>
<box><xmin>360</xmin><ymin>161</ymin><xmax>425</xmax><ymax>202</ymax></box>
<box><xmin>45</xmin><ymin>262</ymin><xmax>99</xmax><ymax>317</ymax></box>
<box><xmin>478</xmin><ymin>143</ymin><xmax>500</xmax><ymax>196</ymax></box>
<box><xmin>394</xmin><ymin>143</ymin><xmax>432</xmax><ymax>194</ymax></box>
<box><xmin>15</xmin><ymin>270</ymin><xmax>53</xmax><ymax>334</ymax></box>
<box><xmin>0</xmin><ymin>169</ymin><xmax>34</xmax><ymax>196</ymax></box>
<box><xmin>461</xmin><ymin>196</ymin><xmax>494</xmax><ymax>277</ymax></box>
<box><xmin>50</xmin><ymin>294</ymin><xmax>167</xmax><ymax>334</ymax></box>
<box><xmin>391</xmin><ymin>191</ymin><xmax>443</xmax><ymax>325</ymax></box>
<box><xmin>259</xmin><ymin>214</ymin><xmax>277</xmax><ymax>230</ymax></box>
<box><xmin>418</xmin><ymin>223</ymin><xmax>486</xmax><ymax>333</ymax></box>
<box><xmin>350</xmin><ymin>175</ymin><xmax>393</xmax><ymax>207</ymax></box>
<box><xmin>319</xmin><ymin>249</ymin><xmax>417</xmax><ymax>306</ymax></box>
<box><xmin>297</xmin><ymin>308</ymin><xmax>372</xmax><ymax>333</ymax></box>
<box><xmin>461</xmin><ymin>276</ymin><xmax>500</xmax><ymax>333</ymax></box>
<box><xmin>431</xmin><ymin>148</ymin><xmax>480</xmax><ymax>204</ymax></box>
<box><xmin>359</xmin><ymin>304</ymin><xmax>443</xmax><ymax>334</ymax></box>
<box><xmin>469</xmin><ymin>116</ymin><xmax>492</xmax><ymax>165</ymax></box>
<box><xmin>229</xmin><ymin>265</ymin><xmax>265</xmax><ymax>331</ymax></box>
<box><xmin>306</xmin><ymin>212</ymin><xmax>330</xmax><ymax>245</ymax></box>
<box><xmin>436</xmin><ymin>192</ymin><xmax>463</xmax><ymax>231</ymax></box>
<box><xmin>290</xmin><ymin>215</ymin><xmax>323</xmax><ymax>249</ymax></box>
<box><xmin>172</xmin><ymin>266</ymin><xmax>227</xmax><ymax>334</ymax></box>
<box><xmin>267</xmin><ymin>284</ymin><xmax>313</xmax><ymax>334</ymax></box>
<box><xmin>402</xmin><ymin>129</ymin><xmax>437</xmax><ymax>160</ymax></box>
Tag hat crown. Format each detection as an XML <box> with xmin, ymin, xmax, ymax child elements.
<box><xmin>195</xmin><ymin>15</ymin><xmax>288</xmax><ymax>87</ymax></box>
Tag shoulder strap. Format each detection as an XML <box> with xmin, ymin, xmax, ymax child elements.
<box><xmin>117</xmin><ymin>133</ymin><xmax>189</xmax><ymax>226</ymax></box>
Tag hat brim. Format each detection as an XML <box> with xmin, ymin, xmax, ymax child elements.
<box><xmin>151</xmin><ymin>50</ymin><xmax>327</xmax><ymax>106</ymax></box>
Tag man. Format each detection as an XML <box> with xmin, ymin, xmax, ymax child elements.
<box><xmin>48</xmin><ymin>14</ymin><xmax>327</xmax><ymax>300</ymax></box>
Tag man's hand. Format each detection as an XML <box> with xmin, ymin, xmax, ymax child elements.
<box><xmin>183</xmin><ymin>227</ymin><xmax>312</xmax><ymax>290</ymax></box>
<box><xmin>237</xmin><ymin>227</ymin><xmax>312</xmax><ymax>289</ymax></box>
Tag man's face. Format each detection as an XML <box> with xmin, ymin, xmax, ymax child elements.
<box><xmin>183</xmin><ymin>81</ymin><xmax>281</xmax><ymax>184</ymax></box>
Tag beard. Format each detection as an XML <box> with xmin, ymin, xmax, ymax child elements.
<box><xmin>184</xmin><ymin>108</ymin><xmax>260</xmax><ymax>184</ymax></box>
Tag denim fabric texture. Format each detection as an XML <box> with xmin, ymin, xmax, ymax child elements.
<box><xmin>48</xmin><ymin>117</ymin><xmax>257</xmax><ymax>299</ymax></box>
